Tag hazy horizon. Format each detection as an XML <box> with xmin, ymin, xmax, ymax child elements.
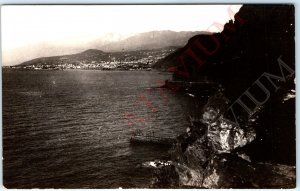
<box><xmin>1</xmin><ymin>5</ymin><xmax>242</xmax><ymax>66</ymax></box>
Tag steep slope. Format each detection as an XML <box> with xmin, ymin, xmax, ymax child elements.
<box><xmin>154</xmin><ymin>5</ymin><xmax>295</xmax><ymax>100</ymax></box>
<box><xmin>151</xmin><ymin>5</ymin><xmax>295</xmax><ymax>188</ymax></box>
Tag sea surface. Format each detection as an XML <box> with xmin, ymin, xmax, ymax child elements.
<box><xmin>3</xmin><ymin>69</ymin><xmax>203</xmax><ymax>188</ymax></box>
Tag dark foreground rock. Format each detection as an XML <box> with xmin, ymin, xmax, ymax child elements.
<box><xmin>146</xmin><ymin>4</ymin><xmax>295</xmax><ymax>188</ymax></box>
<box><xmin>150</xmin><ymin>155</ymin><xmax>295</xmax><ymax>188</ymax></box>
<box><xmin>148</xmin><ymin>80</ymin><xmax>295</xmax><ymax>188</ymax></box>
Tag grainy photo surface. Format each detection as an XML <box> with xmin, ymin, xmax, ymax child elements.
<box><xmin>2</xmin><ymin>4</ymin><xmax>295</xmax><ymax>188</ymax></box>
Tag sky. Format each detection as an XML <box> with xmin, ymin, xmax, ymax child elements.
<box><xmin>1</xmin><ymin>5</ymin><xmax>242</xmax><ymax>65</ymax></box>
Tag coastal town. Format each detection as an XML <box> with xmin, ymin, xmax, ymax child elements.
<box><xmin>7</xmin><ymin>60</ymin><xmax>153</xmax><ymax>71</ymax></box>
<box><xmin>5</xmin><ymin>47</ymin><xmax>177</xmax><ymax>71</ymax></box>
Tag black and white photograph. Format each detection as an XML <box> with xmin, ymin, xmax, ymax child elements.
<box><xmin>1</xmin><ymin>4</ymin><xmax>296</xmax><ymax>188</ymax></box>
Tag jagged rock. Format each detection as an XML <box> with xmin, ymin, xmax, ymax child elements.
<box><xmin>152</xmin><ymin>154</ymin><xmax>295</xmax><ymax>188</ymax></box>
<box><xmin>152</xmin><ymin>90</ymin><xmax>295</xmax><ymax>188</ymax></box>
<box><xmin>175</xmin><ymin>164</ymin><xmax>204</xmax><ymax>187</ymax></box>
<box><xmin>199</xmin><ymin>92</ymin><xmax>256</xmax><ymax>154</ymax></box>
<box><xmin>151</xmin><ymin>5</ymin><xmax>295</xmax><ymax>188</ymax></box>
<box><xmin>203</xmin><ymin>155</ymin><xmax>296</xmax><ymax>188</ymax></box>
<box><xmin>151</xmin><ymin>164</ymin><xmax>179</xmax><ymax>188</ymax></box>
<box><xmin>207</xmin><ymin>117</ymin><xmax>256</xmax><ymax>153</ymax></box>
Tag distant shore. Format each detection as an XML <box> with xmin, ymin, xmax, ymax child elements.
<box><xmin>2</xmin><ymin>66</ymin><xmax>153</xmax><ymax>71</ymax></box>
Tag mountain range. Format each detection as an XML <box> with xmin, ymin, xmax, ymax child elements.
<box><xmin>99</xmin><ymin>30</ymin><xmax>200</xmax><ymax>52</ymax></box>
<box><xmin>6</xmin><ymin>30</ymin><xmax>200</xmax><ymax>66</ymax></box>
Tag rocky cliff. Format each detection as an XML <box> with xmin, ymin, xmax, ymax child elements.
<box><xmin>147</xmin><ymin>4</ymin><xmax>295</xmax><ymax>188</ymax></box>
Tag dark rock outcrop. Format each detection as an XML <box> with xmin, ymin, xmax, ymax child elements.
<box><xmin>149</xmin><ymin>88</ymin><xmax>295</xmax><ymax>188</ymax></box>
<box><xmin>153</xmin><ymin>5</ymin><xmax>295</xmax><ymax>100</ymax></box>
<box><xmin>149</xmin><ymin>4</ymin><xmax>295</xmax><ymax>188</ymax></box>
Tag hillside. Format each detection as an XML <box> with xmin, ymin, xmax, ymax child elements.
<box><xmin>15</xmin><ymin>47</ymin><xmax>177</xmax><ymax>70</ymax></box>
<box><xmin>153</xmin><ymin>5</ymin><xmax>295</xmax><ymax>99</ymax></box>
